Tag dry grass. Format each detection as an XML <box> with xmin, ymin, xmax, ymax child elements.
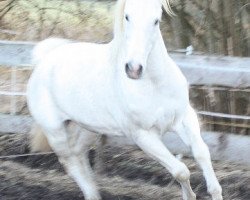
<box><xmin>0</xmin><ymin>133</ymin><xmax>249</xmax><ymax>200</ymax></box>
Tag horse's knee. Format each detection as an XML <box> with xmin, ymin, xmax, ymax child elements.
<box><xmin>193</xmin><ymin>142</ymin><xmax>210</xmax><ymax>162</ymax></box>
<box><xmin>172</xmin><ymin>162</ymin><xmax>190</xmax><ymax>182</ymax></box>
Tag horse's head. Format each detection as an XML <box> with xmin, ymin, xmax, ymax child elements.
<box><xmin>114</xmin><ymin>0</ymin><xmax>172</xmax><ymax>80</ymax></box>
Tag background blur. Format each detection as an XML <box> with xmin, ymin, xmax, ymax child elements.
<box><xmin>0</xmin><ymin>1</ymin><xmax>250</xmax><ymax>199</ymax></box>
<box><xmin>0</xmin><ymin>0</ymin><xmax>249</xmax><ymax>56</ymax></box>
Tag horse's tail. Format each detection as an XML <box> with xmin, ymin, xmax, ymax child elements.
<box><xmin>29</xmin><ymin>123</ymin><xmax>52</xmax><ymax>152</ymax></box>
<box><xmin>32</xmin><ymin>38</ymin><xmax>71</xmax><ymax>65</ymax></box>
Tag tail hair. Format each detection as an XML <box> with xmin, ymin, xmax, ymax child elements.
<box><xmin>29</xmin><ymin>123</ymin><xmax>52</xmax><ymax>152</ymax></box>
<box><xmin>32</xmin><ymin>38</ymin><xmax>72</xmax><ymax>65</ymax></box>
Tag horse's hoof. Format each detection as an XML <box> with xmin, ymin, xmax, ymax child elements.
<box><xmin>212</xmin><ymin>194</ymin><xmax>223</xmax><ymax>200</ymax></box>
<box><xmin>183</xmin><ymin>192</ymin><xmax>196</xmax><ymax>200</ymax></box>
<box><xmin>209</xmin><ymin>183</ymin><xmax>222</xmax><ymax>200</ymax></box>
<box><xmin>85</xmin><ymin>192</ymin><xmax>102</xmax><ymax>200</ymax></box>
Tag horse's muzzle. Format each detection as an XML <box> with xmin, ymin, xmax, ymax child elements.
<box><xmin>125</xmin><ymin>62</ymin><xmax>143</xmax><ymax>79</ymax></box>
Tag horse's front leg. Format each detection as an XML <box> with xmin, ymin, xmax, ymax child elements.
<box><xmin>174</xmin><ymin>105</ymin><xmax>222</xmax><ymax>200</ymax></box>
<box><xmin>131</xmin><ymin>130</ymin><xmax>196</xmax><ymax>200</ymax></box>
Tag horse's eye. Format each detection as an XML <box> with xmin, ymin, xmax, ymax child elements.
<box><xmin>125</xmin><ymin>15</ymin><xmax>130</xmax><ymax>22</ymax></box>
<box><xmin>154</xmin><ymin>19</ymin><xmax>159</xmax><ymax>25</ymax></box>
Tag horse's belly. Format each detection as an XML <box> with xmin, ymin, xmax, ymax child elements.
<box><xmin>60</xmin><ymin>96</ymin><xmax>183</xmax><ymax>136</ymax></box>
<box><xmin>59</xmin><ymin>96</ymin><xmax>125</xmax><ymax>136</ymax></box>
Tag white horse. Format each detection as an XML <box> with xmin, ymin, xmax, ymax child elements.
<box><xmin>27</xmin><ymin>0</ymin><xmax>222</xmax><ymax>199</ymax></box>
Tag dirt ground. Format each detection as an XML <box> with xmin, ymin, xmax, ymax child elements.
<box><xmin>0</xmin><ymin>133</ymin><xmax>249</xmax><ymax>200</ymax></box>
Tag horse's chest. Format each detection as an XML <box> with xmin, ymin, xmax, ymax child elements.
<box><xmin>125</xmin><ymin>94</ymin><xmax>178</xmax><ymax>133</ymax></box>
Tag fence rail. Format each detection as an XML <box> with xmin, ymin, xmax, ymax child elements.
<box><xmin>1</xmin><ymin>40</ymin><xmax>250</xmax><ymax>87</ymax></box>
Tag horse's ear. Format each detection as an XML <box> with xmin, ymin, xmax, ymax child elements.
<box><xmin>162</xmin><ymin>0</ymin><xmax>176</xmax><ymax>17</ymax></box>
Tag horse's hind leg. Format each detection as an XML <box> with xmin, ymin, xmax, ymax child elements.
<box><xmin>44</xmin><ymin>121</ymin><xmax>101</xmax><ymax>200</ymax></box>
<box><xmin>132</xmin><ymin>130</ymin><xmax>196</xmax><ymax>200</ymax></box>
<box><xmin>93</xmin><ymin>135</ymin><xmax>107</xmax><ymax>174</ymax></box>
<box><xmin>174</xmin><ymin>105</ymin><xmax>222</xmax><ymax>200</ymax></box>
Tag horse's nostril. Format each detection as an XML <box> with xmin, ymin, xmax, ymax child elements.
<box><xmin>138</xmin><ymin>65</ymin><xmax>143</xmax><ymax>73</ymax></box>
<box><xmin>125</xmin><ymin>62</ymin><xmax>143</xmax><ymax>79</ymax></box>
<box><xmin>125</xmin><ymin>63</ymin><xmax>130</xmax><ymax>73</ymax></box>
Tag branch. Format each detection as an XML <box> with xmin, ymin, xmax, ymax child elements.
<box><xmin>0</xmin><ymin>0</ymin><xmax>16</xmax><ymax>20</ymax></box>
<box><xmin>0</xmin><ymin>0</ymin><xmax>16</xmax><ymax>13</ymax></box>
<box><xmin>0</xmin><ymin>28</ymin><xmax>19</xmax><ymax>35</ymax></box>
<box><xmin>47</xmin><ymin>1</ymin><xmax>64</xmax><ymax>36</ymax></box>
<box><xmin>234</xmin><ymin>3</ymin><xmax>250</xmax><ymax>17</ymax></box>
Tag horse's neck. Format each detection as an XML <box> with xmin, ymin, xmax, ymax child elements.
<box><xmin>150</xmin><ymin>31</ymin><xmax>169</xmax><ymax>63</ymax></box>
<box><xmin>146</xmin><ymin>31</ymin><xmax>174</xmax><ymax>83</ymax></box>
<box><xmin>109</xmin><ymin>39</ymin><xmax>122</xmax><ymax>66</ymax></box>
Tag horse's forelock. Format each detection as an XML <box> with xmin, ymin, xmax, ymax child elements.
<box><xmin>113</xmin><ymin>0</ymin><xmax>174</xmax><ymax>39</ymax></box>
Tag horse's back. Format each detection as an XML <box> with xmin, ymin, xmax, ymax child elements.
<box><xmin>27</xmin><ymin>39</ymin><xmax>119</xmax><ymax>131</ymax></box>
<box><xmin>32</xmin><ymin>38</ymin><xmax>72</xmax><ymax>65</ymax></box>
<box><xmin>30</xmin><ymin>39</ymin><xmax>112</xmax><ymax>87</ymax></box>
